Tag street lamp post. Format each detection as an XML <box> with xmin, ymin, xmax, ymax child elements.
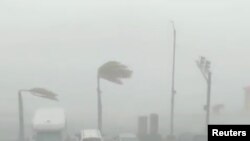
<box><xmin>170</xmin><ymin>21</ymin><xmax>176</xmax><ymax>137</ymax></box>
<box><xmin>18</xmin><ymin>88</ymin><xmax>58</xmax><ymax>141</ymax></box>
<box><xmin>196</xmin><ymin>57</ymin><xmax>212</xmax><ymax>129</ymax></box>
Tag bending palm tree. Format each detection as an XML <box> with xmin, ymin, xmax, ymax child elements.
<box><xmin>18</xmin><ymin>88</ymin><xmax>58</xmax><ymax>141</ymax></box>
<box><xmin>97</xmin><ymin>61</ymin><xmax>132</xmax><ymax>133</ymax></box>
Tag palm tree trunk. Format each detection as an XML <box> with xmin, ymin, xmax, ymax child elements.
<box><xmin>97</xmin><ymin>76</ymin><xmax>102</xmax><ymax>133</ymax></box>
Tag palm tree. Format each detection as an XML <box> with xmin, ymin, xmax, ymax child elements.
<box><xmin>18</xmin><ymin>88</ymin><xmax>58</xmax><ymax>141</ymax></box>
<box><xmin>97</xmin><ymin>61</ymin><xmax>132</xmax><ymax>133</ymax></box>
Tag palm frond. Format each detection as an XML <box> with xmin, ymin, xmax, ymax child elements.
<box><xmin>98</xmin><ymin>61</ymin><xmax>132</xmax><ymax>84</ymax></box>
<box><xmin>29</xmin><ymin>88</ymin><xmax>58</xmax><ymax>101</ymax></box>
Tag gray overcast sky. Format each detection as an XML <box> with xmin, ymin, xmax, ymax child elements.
<box><xmin>1</xmin><ymin>0</ymin><xmax>250</xmax><ymax>134</ymax></box>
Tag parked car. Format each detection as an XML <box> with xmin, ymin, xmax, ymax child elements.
<box><xmin>80</xmin><ymin>129</ymin><xmax>103</xmax><ymax>141</ymax></box>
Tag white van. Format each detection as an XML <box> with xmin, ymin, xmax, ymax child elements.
<box><xmin>31</xmin><ymin>108</ymin><xmax>68</xmax><ymax>141</ymax></box>
<box><xmin>80</xmin><ymin>129</ymin><xmax>103</xmax><ymax>141</ymax></box>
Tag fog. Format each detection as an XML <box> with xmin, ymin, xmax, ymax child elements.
<box><xmin>1</xmin><ymin>0</ymin><xmax>250</xmax><ymax>140</ymax></box>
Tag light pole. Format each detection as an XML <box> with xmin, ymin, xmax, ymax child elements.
<box><xmin>18</xmin><ymin>88</ymin><xmax>58</xmax><ymax>141</ymax></box>
<box><xmin>196</xmin><ymin>56</ymin><xmax>212</xmax><ymax>129</ymax></box>
<box><xmin>170</xmin><ymin>21</ymin><xmax>176</xmax><ymax>137</ymax></box>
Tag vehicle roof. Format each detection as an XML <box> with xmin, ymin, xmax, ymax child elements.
<box><xmin>119</xmin><ymin>133</ymin><xmax>137</xmax><ymax>138</ymax></box>
<box><xmin>32</xmin><ymin>108</ymin><xmax>66</xmax><ymax>131</ymax></box>
<box><xmin>81</xmin><ymin>129</ymin><xmax>102</xmax><ymax>139</ymax></box>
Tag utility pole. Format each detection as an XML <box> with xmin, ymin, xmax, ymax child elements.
<box><xmin>196</xmin><ymin>56</ymin><xmax>212</xmax><ymax>129</ymax></box>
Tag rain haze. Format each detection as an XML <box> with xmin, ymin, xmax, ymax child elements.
<box><xmin>1</xmin><ymin>0</ymin><xmax>250</xmax><ymax>141</ymax></box>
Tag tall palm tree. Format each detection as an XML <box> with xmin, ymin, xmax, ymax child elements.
<box><xmin>97</xmin><ymin>61</ymin><xmax>132</xmax><ymax>133</ymax></box>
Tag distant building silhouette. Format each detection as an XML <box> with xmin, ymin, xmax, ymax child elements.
<box><xmin>137</xmin><ymin>114</ymin><xmax>162</xmax><ymax>141</ymax></box>
<box><xmin>149</xmin><ymin>113</ymin><xmax>159</xmax><ymax>135</ymax></box>
<box><xmin>138</xmin><ymin>116</ymin><xmax>148</xmax><ymax>135</ymax></box>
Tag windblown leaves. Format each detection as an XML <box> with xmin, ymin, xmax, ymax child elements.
<box><xmin>29</xmin><ymin>88</ymin><xmax>58</xmax><ymax>101</ymax></box>
<box><xmin>98</xmin><ymin>61</ymin><xmax>133</xmax><ymax>84</ymax></box>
